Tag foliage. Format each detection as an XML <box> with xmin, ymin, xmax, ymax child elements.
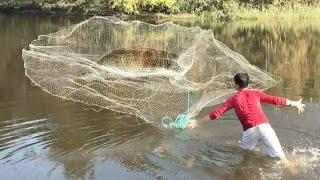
<box><xmin>0</xmin><ymin>0</ymin><xmax>320</xmax><ymax>19</ymax></box>
<box><xmin>109</xmin><ymin>0</ymin><xmax>176</xmax><ymax>14</ymax></box>
<box><xmin>0</xmin><ymin>0</ymin><xmax>104</xmax><ymax>14</ymax></box>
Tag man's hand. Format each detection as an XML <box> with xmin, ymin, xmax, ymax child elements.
<box><xmin>288</xmin><ymin>99</ymin><xmax>305</xmax><ymax>114</ymax></box>
<box><xmin>295</xmin><ymin>99</ymin><xmax>305</xmax><ymax>114</ymax></box>
<box><xmin>186</xmin><ymin>119</ymin><xmax>200</xmax><ymax>129</ymax></box>
<box><xmin>186</xmin><ymin>115</ymin><xmax>211</xmax><ymax>129</ymax></box>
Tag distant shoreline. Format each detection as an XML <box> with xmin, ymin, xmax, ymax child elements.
<box><xmin>1</xmin><ymin>2</ymin><xmax>320</xmax><ymax>22</ymax></box>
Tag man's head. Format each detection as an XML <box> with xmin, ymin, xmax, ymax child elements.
<box><xmin>234</xmin><ymin>73</ymin><xmax>249</xmax><ymax>89</ymax></box>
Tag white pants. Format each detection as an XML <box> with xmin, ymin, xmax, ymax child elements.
<box><xmin>240</xmin><ymin>123</ymin><xmax>285</xmax><ymax>158</ymax></box>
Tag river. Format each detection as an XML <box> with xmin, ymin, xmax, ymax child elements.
<box><xmin>0</xmin><ymin>13</ymin><xmax>319</xmax><ymax>179</ymax></box>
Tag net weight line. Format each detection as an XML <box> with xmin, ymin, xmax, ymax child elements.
<box><xmin>162</xmin><ymin>90</ymin><xmax>193</xmax><ymax>130</ymax></box>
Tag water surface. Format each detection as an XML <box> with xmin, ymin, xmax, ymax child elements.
<box><xmin>0</xmin><ymin>13</ymin><xmax>319</xmax><ymax>179</ymax></box>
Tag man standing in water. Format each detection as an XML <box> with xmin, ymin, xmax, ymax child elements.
<box><xmin>186</xmin><ymin>73</ymin><xmax>305</xmax><ymax>173</ymax></box>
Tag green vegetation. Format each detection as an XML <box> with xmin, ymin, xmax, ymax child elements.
<box><xmin>1</xmin><ymin>0</ymin><xmax>320</xmax><ymax>21</ymax></box>
<box><xmin>0</xmin><ymin>0</ymin><xmax>104</xmax><ymax>14</ymax></box>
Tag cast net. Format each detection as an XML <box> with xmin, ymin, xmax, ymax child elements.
<box><xmin>22</xmin><ymin>16</ymin><xmax>276</xmax><ymax>129</ymax></box>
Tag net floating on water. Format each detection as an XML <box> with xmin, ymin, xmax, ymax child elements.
<box><xmin>22</xmin><ymin>16</ymin><xmax>276</xmax><ymax>129</ymax></box>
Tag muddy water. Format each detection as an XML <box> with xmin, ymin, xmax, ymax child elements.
<box><xmin>0</xmin><ymin>13</ymin><xmax>319</xmax><ymax>179</ymax></box>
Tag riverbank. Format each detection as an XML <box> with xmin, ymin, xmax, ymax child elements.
<box><xmin>1</xmin><ymin>1</ymin><xmax>320</xmax><ymax>22</ymax></box>
<box><xmin>163</xmin><ymin>5</ymin><xmax>320</xmax><ymax>21</ymax></box>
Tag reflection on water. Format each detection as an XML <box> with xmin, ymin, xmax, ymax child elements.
<box><xmin>173</xmin><ymin>19</ymin><xmax>320</xmax><ymax>102</ymax></box>
<box><xmin>0</xmin><ymin>13</ymin><xmax>319</xmax><ymax>179</ymax></box>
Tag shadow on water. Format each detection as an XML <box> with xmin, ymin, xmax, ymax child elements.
<box><xmin>0</xmin><ymin>13</ymin><xmax>319</xmax><ymax>179</ymax></box>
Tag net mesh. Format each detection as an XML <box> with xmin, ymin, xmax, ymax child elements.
<box><xmin>22</xmin><ymin>16</ymin><xmax>276</xmax><ymax>128</ymax></box>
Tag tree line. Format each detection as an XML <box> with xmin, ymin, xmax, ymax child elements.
<box><xmin>1</xmin><ymin>0</ymin><xmax>319</xmax><ymax>15</ymax></box>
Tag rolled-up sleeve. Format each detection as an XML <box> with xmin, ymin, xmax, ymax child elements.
<box><xmin>209</xmin><ymin>98</ymin><xmax>234</xmax><ymax>120</ymax></box>
<box><xmin>258</xmin><ymin>91</ymin><xmax>287</xmax><ymax>106</ymax></box>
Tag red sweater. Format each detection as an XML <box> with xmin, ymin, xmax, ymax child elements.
<box><xmin>209</xmin><ymin>89</ymin><xmax>287</xmax><ymax>131</ymax></box>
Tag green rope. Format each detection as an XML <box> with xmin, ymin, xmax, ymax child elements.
<box><xmin>162</xmin><ymin>90</ymin><xmax>192</xmax><ymax>130</ymax></box>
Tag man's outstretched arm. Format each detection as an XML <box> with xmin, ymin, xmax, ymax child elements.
<box><xmin>186</xmin><ymin>98</ymin><xmax>234</xmax><ymax>129</ymax></box>
<box><xmin>258</xmin><ymin>91</ymin><xmax>305</xmax><ymax>114</ymax></box>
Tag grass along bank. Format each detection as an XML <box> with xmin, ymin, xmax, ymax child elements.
<box><xmin>1</xmin><ymin>1</ymin><xmax>320</xmax><ymax>22</ymax></box>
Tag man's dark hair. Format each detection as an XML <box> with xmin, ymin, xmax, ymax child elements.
<box><xmin>234</xmin><ymin>73</ymin><xmax>249</xmax><ymax>88</ymax></box>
